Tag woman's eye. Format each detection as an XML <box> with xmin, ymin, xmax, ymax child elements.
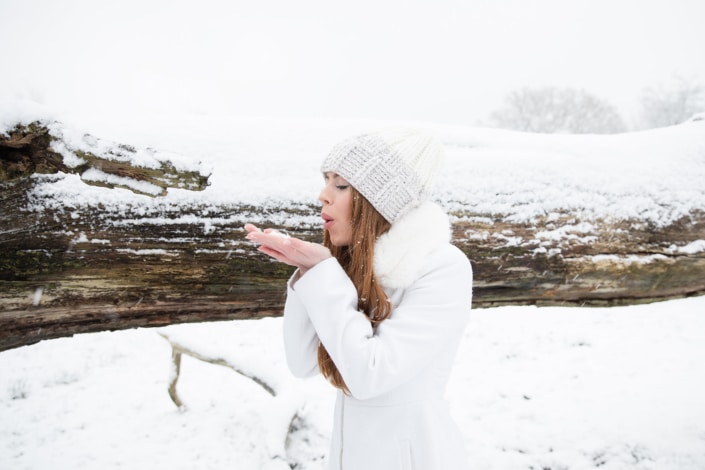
<box><xmin>336</xmin><ymin>185</ymin><xmax>349</xmax><ymax>190</ymax></box>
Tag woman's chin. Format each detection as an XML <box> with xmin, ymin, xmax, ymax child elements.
<box><xmin>328</xmin><ymin>234</ymin><xmax>351</xmax><ymax>247</ymax></box>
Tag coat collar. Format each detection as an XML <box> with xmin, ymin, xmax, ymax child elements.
<box><xmin>373</xmin><ymin>201</ymin><xmax>451</xmax><ymax>289</ymax></box>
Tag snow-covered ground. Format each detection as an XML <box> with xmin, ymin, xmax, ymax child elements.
<box><xmin>1</xmin><ymin>296</ymin><xmax>704</xmax><ymax>469</ymax></box>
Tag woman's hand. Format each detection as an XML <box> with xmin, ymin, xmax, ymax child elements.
<box><xmin>244</xmin><ymin>223</ymin><xmax>332</xmax><ymax>274</ymax></box>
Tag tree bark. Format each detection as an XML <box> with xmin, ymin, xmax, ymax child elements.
<box><xmin>2</xmin><ymin>123</ymin><xmax>704</xmax><ymax>352</ymax></box>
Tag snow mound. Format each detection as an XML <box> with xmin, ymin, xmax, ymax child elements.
<box><xmin>3</xmin><ymin>112</ymin><xmax>701</xmax><ymax>229</ymax></box>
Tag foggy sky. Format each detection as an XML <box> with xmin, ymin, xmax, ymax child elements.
<box><xmin>1</xmin><ymin>0</ymin><xmax>703</xmax><ymax>126</ymax></box>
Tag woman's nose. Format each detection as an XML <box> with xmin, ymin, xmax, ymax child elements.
<box><xmin>319</xmin><ymin>187</ymin><xmax>330</xmax><ymax>205</ymax></box>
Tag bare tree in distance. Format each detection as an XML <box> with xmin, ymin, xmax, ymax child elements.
<box><xmin>638</xmin><ymin>75</ymin><xmax>705</xmax><ymax>129</ymax></box>
<box><xmin>489</xmin><ymin>86</ymin><xmax>627</xmax><ymax>134</ymax></box>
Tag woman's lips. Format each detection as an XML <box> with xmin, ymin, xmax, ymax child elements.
<box><xmin>322</xmin><ymin>213</ymin><xmax>333</xmax><ymax>230</ymax></box>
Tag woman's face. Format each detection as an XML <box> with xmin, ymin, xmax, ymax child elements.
<box><xmin>319</xmin><ymin>172</ymin><xmax>354</xmax><ymax>246</ymax></box>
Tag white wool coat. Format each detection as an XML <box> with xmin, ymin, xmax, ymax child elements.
<box><xmin>283</xmin><ymin>202</ymin><xmax>473</xmax><ymax>470</ymax></box>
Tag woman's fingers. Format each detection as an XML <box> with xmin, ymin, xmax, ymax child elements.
<box><xmin>246</xmin><ymin>228</ymin><xmax>297</xmax><ymax>261</ymax></box>
<box><xmin>245</xmin><ymin>225</ymin><xmax>288</xmax><ymax>244</ymax></box>
<box><xmin>249</xmin><ymin>229</ymin><xmax>292</xmax><ymax>247</ymax></box>
<box><xmin>244</xmin><ymin>223</ymin><xmax>331</xmax><ymax>269</ymax></box>
<box><xmin>243</xmin><ymin>223</ymin><xmax>261</xmax><ymax>233</ymax></box>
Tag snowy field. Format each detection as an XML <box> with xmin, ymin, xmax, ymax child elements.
<box><xmin>1</xmin><ymin>297</ymin><xmax>705</xmax><ymax>469</ymax></box>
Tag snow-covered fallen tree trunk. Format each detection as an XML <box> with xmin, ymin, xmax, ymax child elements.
<box><xmin>1</xmin><ymin>117</ymin><xmax>704</xmax><ymax>352</ymax></box>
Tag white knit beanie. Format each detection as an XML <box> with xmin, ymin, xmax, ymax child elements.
<box><xmin>320</xmin><ymin>128</ymin><xmax>445</xmax><ymax>223</ymax></box>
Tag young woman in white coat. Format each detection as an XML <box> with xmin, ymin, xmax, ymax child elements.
<box><xmin>245</xmin><ymin>128</ymin><xmax>473</xmax><ymax>470</ymax></box>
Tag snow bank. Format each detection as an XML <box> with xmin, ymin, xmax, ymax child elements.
<box><xmin>4</xmin><ymin>107</ymin><xmax>704</xmax><ymax>228</ymax></box>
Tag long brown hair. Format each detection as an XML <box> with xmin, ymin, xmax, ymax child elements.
<box><xmin>317</xmin><ymin>186</ymin><xmax>392</xmax><ymax>393</ymax></box>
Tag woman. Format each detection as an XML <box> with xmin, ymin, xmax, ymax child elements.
<box><xmin>245</xmin><ymin>128</ymin><xmax>473</xmax><ymax>470</ymax></box>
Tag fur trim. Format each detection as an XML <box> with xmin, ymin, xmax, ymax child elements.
<box><xmin>373</xmin><ymin>202</ymin><xmax>451</xmax><ymax>289</ymax></box>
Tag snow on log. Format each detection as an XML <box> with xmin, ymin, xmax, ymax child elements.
<box><xmin>1</xmin><ymin>116</ymin><xmax>704</xmax><ymax>352</ymax></box>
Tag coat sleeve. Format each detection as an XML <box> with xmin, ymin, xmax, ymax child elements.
<box><xmin>291</xmin><ymin>245</ymin><xmax>473</xmax><ymax>400</ymax></box>
<box><xmin>282</xmin><ymin>271</ymin><xmax>321</xmax><ymax>378</ymax></box>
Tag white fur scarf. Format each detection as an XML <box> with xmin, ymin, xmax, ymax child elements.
<box><xmin>372</xmin><ymin>201</ymin><xmax>451</xmax><ymax>289</ymax></box>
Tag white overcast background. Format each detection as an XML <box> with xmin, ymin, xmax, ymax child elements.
<box><xmin>1</xmin><ymin>0</ymin><xmax>704</xmax><ymax>127</ymax></box>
